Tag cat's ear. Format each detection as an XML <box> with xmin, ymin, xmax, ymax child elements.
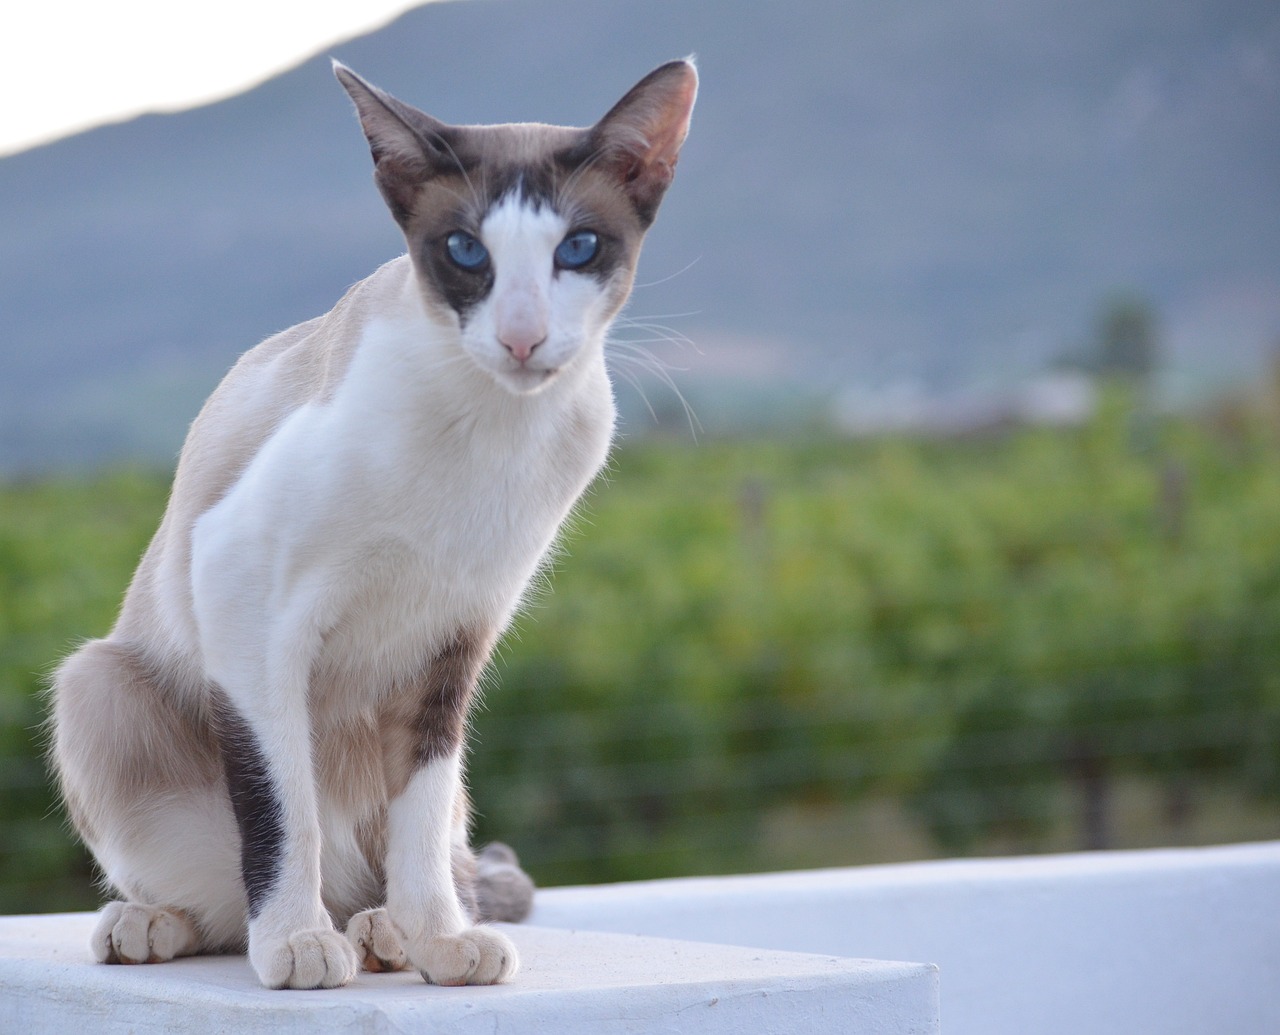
<box><xmin>333</xmin><ymin>61</ymin><xmax>460</xmax><ymax>227</ymax></box>
<box><xmin>588</xmin><ymin>59</ymin><xmax>698</xmax><ymax>226</ymax></box>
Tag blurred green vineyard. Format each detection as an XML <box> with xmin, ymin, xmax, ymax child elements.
<box><xmin>3</xmin><ymin>392</ymin><xmax>1280</xmax><ymax>913</ymax></box>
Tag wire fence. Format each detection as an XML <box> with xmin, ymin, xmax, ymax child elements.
<box><xmin>465</xmin><ymin>635</ymin><xmax>1280</xmax><ymax>885</ymax></box>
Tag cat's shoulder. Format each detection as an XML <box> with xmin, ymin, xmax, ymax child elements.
<box><xmin>238</xmin><ymin>255</ymin><xmax>414</xmax><ymax>394</ymax></box>
<box><xmin>170</xmin><ymin>257</ymin><xmax>416</xmax><ymax>512</ymax></box>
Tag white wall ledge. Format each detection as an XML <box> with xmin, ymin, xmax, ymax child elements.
<box><xmin>534</xmin><ymin>840</ymin><xmax>1280</xmax><ymax>1035</ymax></box>
<box><xmin>0</xmin><ymin>913</ymin><xmax>939</xmax><ymax>1034</ymax></box>
<box><xmin>4</xmin><ymin>842</ymin><xmax>1275</xmax><ymax>1034</ymax></box>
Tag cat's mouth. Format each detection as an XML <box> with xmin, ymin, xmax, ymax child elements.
<box><xmin>493</xmin><ymin>362</ymin><xmax>560</xmax><ymax>395</ymax></box>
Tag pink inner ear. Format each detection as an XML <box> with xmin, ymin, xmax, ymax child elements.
<box><xmin>596</xmin><ymin>62</ymin><xmax>697</xmax><ymax>218</ymax></box>
<box><xmin>642</xmin><ymin>75</ymin><xmax>698</xmax><ymax>168</ymax></box>
<box><xmin>627</xmin><ymin>75</ymin><xmax>696</xmax><ymax>172</ymax></box>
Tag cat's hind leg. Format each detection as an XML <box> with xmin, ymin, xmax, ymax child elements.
<box><xmin>346</xmin><ymin>907</ymin><xmax>409</xmax><ymax>972</ymax></box>
<box><xmin>91</xmin><ymin>902</ymin><xmax>200</xmax><ymax>964</ymax></box>
<box><xmin>51</xmin><ymin>638</ymin><xmax>248</xmax><ymax>961</ymax></box>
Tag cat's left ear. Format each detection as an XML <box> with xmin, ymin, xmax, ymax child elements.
<box><xmin>333</xmin><ymin>61</ymin><xmax>460</xmax><ymax>227</ymax></box>
<box><xmin>588</xmin><ymin>59</ymin><xmax>698</xmax><ymax>226</ymax></box>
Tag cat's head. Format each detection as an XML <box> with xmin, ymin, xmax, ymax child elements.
<box><xmin>335</xmin><ymin>60</ymin><xmax>697</xmax><ymax>396</ymax></box>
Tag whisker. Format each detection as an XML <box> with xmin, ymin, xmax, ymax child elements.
<box><xmin>614</xmin><ymin>310</ymin><xmax>704</xmax><ymax>324</ymax></box>
<box><xmin>613</xmin><ymin>364</ymin><xmax>661</xmax><ymax>424</ymax></box>
<box><xmin>632</xmin><ymin>256</ymin><xmax>702</xmax><ymax>290</ymax></box>
<box><xmin>605</xmin><ymin>327</ymin><xmax>702</xmax><ymax>438</ymax></box>
<box><xmin>613</xmin><ymin>323</ymin><xmax>699</xmax><ymax>349</ymax></box>
<box><xmin>611</xmin><ymin>341</ymin><xmax>689</xmax><ymax>373</ymax></box>
<box><xmin>611</xmin><ymin>324</ymin><xmax>702</xmax><ymax>364</ymax></box>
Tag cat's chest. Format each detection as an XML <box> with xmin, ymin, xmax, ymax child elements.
<box><xmin>191</xmin><ymin>306</ymin><xmax>613</xmax><ymax>692</ymax></box>
<box><xmin>355</xmin><ymin>431</ymin><xmax>578</xmax><ymax>594</ymax></box>
<box><xmin>311</xmin><ymin>381</ymin><xmax>608</xmax><ymax>633</ymax></box>
<box><xmin>304</xmin><ymin>420</ymin><xmax>600</xmax><ymax>703</ymax></box>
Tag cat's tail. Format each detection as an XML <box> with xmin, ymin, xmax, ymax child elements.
<box><xmin>474</xmin><ymin>842</ymin><xmax>536</xmax><ymax>923</ymax></box>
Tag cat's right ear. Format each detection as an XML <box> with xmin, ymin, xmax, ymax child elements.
<box><xmin>588</xmin><ymin>59</ymin><xmax>699</xmax><ymax>228</ymax></box>
<box><xmin>333</xmin><ymin>61</ymin><xmax>459</xmax><ymax>227</ymax></box>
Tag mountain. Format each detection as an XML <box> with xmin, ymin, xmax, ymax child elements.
<box><xmin>2</xmin><ymin>0</ymin><xmax>1277</xmax><ymax>470</ymax></box>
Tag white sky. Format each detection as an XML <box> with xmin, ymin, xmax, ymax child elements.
<box><xmin>0</xmin><ymin>0</ymin><xmax>434</xmax><ymax>157</ymax></box>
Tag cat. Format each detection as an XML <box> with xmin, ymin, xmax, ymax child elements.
<box><xmin>48</xmin><ymin>58</ymin><xmax>696</xmax><ymax>990</ymax></box>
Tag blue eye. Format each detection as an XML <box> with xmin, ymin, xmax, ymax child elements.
<box><xmin>446</xmin><ymin>231</ymin><xmax>489</xmax><ymax>271</ymax></box>
<box><xmin>555</xmin><ymin>230</ymin><xmax>599</xmax><ymax>270</ymax></box>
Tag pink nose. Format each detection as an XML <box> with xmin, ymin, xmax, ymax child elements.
<box><xmin>494</xmin><ymin>284</ymin><xmax>549</xmax><ymax>363</ymax></box>
<box><xmin>499</xmin><ymin>329</ymin><xmax>546</xmax><ymax>363</ymax></box>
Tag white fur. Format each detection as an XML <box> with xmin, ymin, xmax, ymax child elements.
<box><xmin>385</xmin><ymin>752</ymin><xmax>468</xmax><ymax>944</ymax></box>
<box><xmin>464</xmin><ymin>195</ymin><xmax>616</xmax><ymax>395</ymax></box>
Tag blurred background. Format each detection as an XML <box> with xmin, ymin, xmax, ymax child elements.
<box><xmin>2</xmin><ymin>0</ymin><xmax>1279</xmax><ymax>913</ymax></box>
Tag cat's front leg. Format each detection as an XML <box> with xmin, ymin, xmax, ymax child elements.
<box><xmin>384</xmin><ymin>752</ymin><xmax>518</xmax><ymax>984</ymax></box>
<box><xmin>379</xmin><ymin>632</ymin><xmax>518</xmax><ymax>986</ymax></box>
<box><xmin>194</xmin><ymin>498</ymin><xmax>360</xmax><ymax>990</ymax></box>
<box><xmin>216</xmin><ymin>688</ymin><xmax>359</xmax><ymax>989</ymax></box>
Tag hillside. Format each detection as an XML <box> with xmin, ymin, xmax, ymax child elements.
<box><xmin>1</xmin><ymin>0</ymin><xmax>1277</xmax><ymax>469</ymax></box>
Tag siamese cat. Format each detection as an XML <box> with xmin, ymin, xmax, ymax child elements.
<box><xmin>49</xmin><ymin>58</ymin><xmax>696</xmax><ymax>990</ymax></box>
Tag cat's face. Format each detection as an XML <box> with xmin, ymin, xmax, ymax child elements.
<box><xmin>400</xmin><ymin>128</ymin><xmax>646</xmax><ymax>395</ymax></box>
<box><xmin>336</xmin><ymin>61</ymin><xmax>697</xmax><ymax>396</ymax></box>
<box><xmin>442</xmin><ymin>191</ymin><xmax>624</xmax><ymax>395</ymax></box>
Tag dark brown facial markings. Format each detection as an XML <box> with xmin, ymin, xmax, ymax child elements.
<box><xmin>337</xmin><ymin>61</ymin><xmax>695</xmax><ymax>324</ymax></box>
<box><xmin>401</xmin><ymin>128</ymin><xmax>650</xmax><ymax>329</ymax></box>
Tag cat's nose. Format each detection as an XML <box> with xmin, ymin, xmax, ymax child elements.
<box><xmin>494</xmin><ymin>287</ymin><xmax>549</xmax><ymax>363</ymax></box>
<box><xmin>498</xmin><ymin>327</ymin><xmax>547</xmax><ymax>363</ymax></box>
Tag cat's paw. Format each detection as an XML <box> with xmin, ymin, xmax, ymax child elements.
<box><xmin>91</xmin><ymin>901</ymin><xmax>199</xmax><ymax>964</ymax></box>
<box><xmin>250</xmin><ymin>927</ymin><xmax>359</xmax><ymax>989</ymax></box>
<box><xmin>417</xmin><ymin>926</ymin><xmax>519</xmax><ymax>986</ymax></box>
<box><xmin>346</xmin><ymin>908</ymin><xmax>409</xmax><ymax>973</ymax></box>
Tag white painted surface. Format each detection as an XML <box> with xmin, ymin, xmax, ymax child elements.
<box><xmin>0</xmin><ymin>912</ymin><xmax>939</xmax><ymax>1034</ymax></box>
<box><xmin>7</xmin><ymin>842</ymin><xmax>1275</xmax><ymax>1033</ymax></box>
<box><xmin>533</xmin><ymin>841</ymin><xmax>1280</xmax><ymax>1035</ymax></box>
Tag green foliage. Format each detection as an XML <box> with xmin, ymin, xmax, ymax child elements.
<box><xmin>470</xmin><ymin>409</ymin><xmax>1280</xmax><ymax>876</ymax></box>
<box><xmin>0</xmin><ymin>471</ymin><xmax>170</xmax><ymax>912</ymax></box>
<box><xmin>3</xmin><ymin>408</ymin><xmax>1280</xmax><ymax>911</ymax></box>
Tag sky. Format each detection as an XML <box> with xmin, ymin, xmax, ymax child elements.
<box><xmin>0</xmin><ymin>0</ymin><xmax>431</xmax><ymax>156</ymax></box>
